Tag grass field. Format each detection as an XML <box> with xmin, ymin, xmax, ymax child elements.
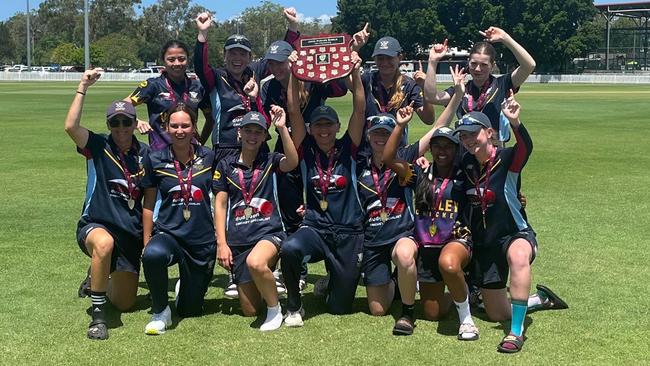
<box><xmin>0</xmin><ymin>81</ymin><xmax>649</xmax><ymax>365</ymax></box>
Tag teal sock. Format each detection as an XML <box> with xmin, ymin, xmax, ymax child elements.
<box><xmin>511</xmin><ymin>299</ymin><xmax>528</xmax><ymax>337</ymax></box>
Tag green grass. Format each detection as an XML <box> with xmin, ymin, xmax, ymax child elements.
<box><xmin>1</xmin><ymin>81</ymin><xmax>649</xmax><ymax>365</ymax></box>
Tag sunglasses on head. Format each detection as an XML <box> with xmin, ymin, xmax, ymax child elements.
<box><xmin>457</xmin><ymin>116</ymin><xmax>486</xmax><ymax>127</ymax></box>
<box><xmin>368</xmin><ymin>115</ymin><xmax>396</xmax><ymax>129</ymax></box>
<box><xmin>108</xmin><ymin>117</ymin><xmax>134</xmax><ymax>128</ymax></box>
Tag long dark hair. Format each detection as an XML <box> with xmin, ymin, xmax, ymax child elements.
<box><xmin>469</xmin><ymin>41</ymin><xmax>496</xmax><ymax>64</ymax></box>
<box><xmin>414</xmin><ymin>165</ymin><xmax>436</xmax><ymax>215</ymax></box>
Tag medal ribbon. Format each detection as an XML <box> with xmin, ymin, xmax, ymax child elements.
<box><xmin>118</xmin><ymin>150</ymin><xmax>138</xmax><ymax>199</ymax></box>
<box><xmin>164</xmin><ymin>75</ymin><xmax>190</xmax><ymax>105</ymax></box>
<box><xmin>466</xmin><ymin>78</ymin><xmax>490</xmax><ymax>112</ymax></box>
<box><xmin>371</xmin><ymin>164</ymin><xmax>392</xmax><ymax>213</ymax></box>
<box><xmin>172</xmin><ymin>147</ymin><xmax>194</xmax><ymax>211</ymax></box>
<box><xmin>237</xmin><ymin>165</ymin><xmax>261</xmax><ymax>206</ymax></box>
<box><xmin>475</xmin><ymin>147</ymin><xmax>496</xmax><ymax>224</ymax></box>
<box><xmin>373</xmin><ymin>76</ymin><xmax>391</xmax><ymax>113</ymax></box>
<box><xmin>314</xmin><ymin>148</ymin><xmax>336</xmax><ymax>202</ymax></box>
<box><xmin>432</xmin><ymin>177</ymin><xmax>451</xmax><ymax>215</ymax></box>
<box><xmin>228</xmin><ymin>73</ymin><xmax>252</xmax><ymax>112</ymax></box>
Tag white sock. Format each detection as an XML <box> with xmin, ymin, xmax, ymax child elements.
<box><xmin>260</xmin><ymin>304</ymin><xmax>283</xmax><ymax>332</ymax></box>
<box><xmin>454</xmin><ymin>296</ymin><xmax>474</xmax><ymax>325</ymax></box>
<box><xmin>528</xmin><ymin>293</ymin><xmax>543</xmax><ymax>307</ymax></box>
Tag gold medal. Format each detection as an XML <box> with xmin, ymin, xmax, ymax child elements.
<box><xmin>244</xmin><ymin>206</ymin><xmax>253</xmax><ymax>219</ymax></box>
<box><xmin>183</xmin><ymin>208</ymin><xmax>191</xmax><ymax>221</ymax></box>
<box><xmin>320</xmin><ymin>200</ymin><xmax>328</xmax><ymax>211</ymax></box>
<box><xmin>127</xmin><ymin>198</ymin><xmax>135</xmax><ymax>210</ymax></box>
<box><xmin>380</xmin><ymin>209</ymin><xmax>388</xmax><ymax>222</ymax></box>
<box><xmin>429</xmin><ymin>222</ymin><xmax>437</xmax><ymax>236</ymax></box>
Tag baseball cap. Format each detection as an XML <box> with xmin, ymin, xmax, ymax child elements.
<box><xmin>224</xmin><ymin>34</ymin><xmax>252</xmax><ymax>52</ymax></box>
<box><xmin>431</xmin><ymin>127</ymin><xmax>459</xmax><ymax>144</ymax></box>
<box><xmin>264</xmin><ymin>41</ymin><xmax>293</xmax><ymax>62</ymax></box>
<box><xmin>237</xmin><ymin>111</ymin><xmax>268</xmax><ymax>130</ymax></box>
<box><xmin>106</xmin><ymin>101</ymin><xmax>136</xmax><ymax>120</ymax></box>
<box><xmin>453</xmin><ymin>111</ymin><xmax>491</xmax><ymax>135</ymax></box>
<box><xmin>372</xmin><ymin>36</ymin><xmax>403</xmax><ymax>57</ymax></box>
<box><xmin>367</xmin><ymin>113</ymin><xmax>396</xmax><ymax>133</ymax></box>
<box><xmin>309</xmin><ymin>105</ymin><xmax>339</xmax><ymax>124</ymax></box>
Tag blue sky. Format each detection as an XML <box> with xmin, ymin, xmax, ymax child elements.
<box><xmin>0</xmin><ymin>0</ymin><xmax>339</xmax><ymax>22</ymax></box>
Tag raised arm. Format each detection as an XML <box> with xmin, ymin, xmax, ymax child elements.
<box><xmin>64</xmin><ymin>69</ymin><xmax>101</xmax><ymax>148</ymax></box>
<box><xmin>347</xmin><ymin>52</ymin><xmax>366</xmax><ymax>146</ymax></box>
<box><xmin>350</xmin><ymin>23</ymin><xmax>370</xmax><ymax>53</ymax></box>
<box><xmin>417</xmin><ymin>65</ymin><xmax>466</xmax><ymax>155</ymax></box>
<box><xmin>481</xmin><ymin>27</ymin><xmax>535</xmax><ymax>88</ymax></box>
<box><xmin>383</xmin><ymin>104</ymin><xmax>415</xmax><ymax>180</ymax></box>
<box><xmin>502</xmin><ymin>93</ymin><xmax>532</xmax><ymax>169</ymax></box>
<box><xmin>287</xmin><ymin>52</ymin><xmax>307</xmax><ymax>148</ymax></box>
<box><xmin>194</xmin><ymin>12</ymin><xmax>217</xmax><ymax>92</ymax></box>
<box><xmin>413</xmin><ymin>60</ymin><xmax>435</xmax><ymax>124</ymax></box>
<box><xmin>423</xmin><ymin>39</ymin><xmax>452</xmax><ymax>105</ymax></box>
<box><xmin>271</xmin><ymin>105</ymin><xmax>299</xmax><ymax>172</ymax></box>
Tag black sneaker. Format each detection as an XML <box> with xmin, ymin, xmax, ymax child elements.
<box><xmin>78</xmin><ymin>268</ymin><xmax>91</xmax><ymax>298</ymax></box>
<box><xmin>536</xmin><ymin>284</ymin><xmax>569</xmax><ymax>310</ymax></box>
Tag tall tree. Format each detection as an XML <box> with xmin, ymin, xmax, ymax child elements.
<box><xmin>236</xmin><ymin>1</ymin><xmax>289</xmax><ymax>57</ymax></box>
<box><xmin>90</xmin><ymin>0</ymin><xmax>140</xmax><ymax>41</ymax></box>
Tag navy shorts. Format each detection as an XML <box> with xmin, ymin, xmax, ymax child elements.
<box><xmin>361</xmin><ymin>243</ymin><xmax>394</xmax><ymax>286</ymax></box>
<box><xmin>230</xmin><ymin>233</ymin><xmax>285</xmax><ymax>285</ymax></box>
<box><xmin>471</xmin><ymin>229</ymin><xmax>538</xmax><ymax>289</ymax></box>
<box><xmin>76</xmin><ymin>221</ymin><xmax>142</xmax><ymax>274</ymax></box>
<box><xmin>417</xmin><ymin>239</ymin><xmax>472</xmax><ymax>283</ymax></box>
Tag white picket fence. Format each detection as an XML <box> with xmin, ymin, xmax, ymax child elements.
<box><xmin>2</xmin><ymin>71</ymin><xmax>650</xmax><ymax>84</ymax></box>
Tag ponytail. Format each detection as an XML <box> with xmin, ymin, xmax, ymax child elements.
<box><xmin>387</xmin><ymin>71</ymin><xmax>406</xmax><ymax>111</ymax></box>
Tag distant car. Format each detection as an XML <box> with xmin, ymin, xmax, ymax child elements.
<box><xmin>139</xmin><ymin>68</ymin><xmax>157</xmax><ymax>73</ymax></box>
<box><xmin>7</xmin><ymin>65</ymin><xmax>29</xmax><ymax>72</ymax></box>
<box><xmin>31</xmin><ymin>66</ymin><xmax>52</xmax><ymax>72</ymax></box>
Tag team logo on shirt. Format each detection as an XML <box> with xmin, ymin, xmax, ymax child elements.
<box><xmin>168</xmin><ymin>184</ymin><xmax>204</xmax><ymax>205</ymax></box>
<box><xmin>232</xmin><ymin>198</ymin><xmax>274</xmax><ymax>223</ymax></box>
<box><xmin>213</xmin><ymin>170</ymin><xmax>221</xmax><ymax>180</ymax></box>
<box><xmin>310</xmin><ymin>173</ymin><xmax>347</xmax><ymax>193</ymax></box>
<box><xmin>466</xmin><ymin>187</ymin><xmax>496</xmax><ymax>207</ymax></box>
<box><xmin>108</xmin><ymin>179</ymin><xmax>141</xmax><ymax>201</ymax></box>
<box><xmin>139</xmin><ymin>80</ymin><xmax>148</xmax><ymax>88</ymax></box>
<box><xmin>367</xmin><ymin>197</ymin><xmax>406</xmax><ymax>225</ymax></box>
<box><xmin>158</xmin><ymin>92</ymin><xmax>172</xmax><ymax>100</ymax></box>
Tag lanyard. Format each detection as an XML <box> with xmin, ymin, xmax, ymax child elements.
<box><xmin>117</xmin><ymin>150</ymin><xmax>138</xmax><ymax>200</ymax></box>
<box><xmin>432</xmin><ymin>177</ymin><xmax>451</xmax><ymax>215</ymax></box>
<box><xmin>466</xmin><ymin>78</ymin><xmax>490</xmax><ymax>112</ymax></box>
<box><xmin>475</xmin><ymin>147</ymin><xmax>496</xmax><ymax>228</ymax></box>
<box><xmin>371</xmin><ymin>164</ymin><xmax>392</xmax><ymax>210</ymax></box>
<box><xmin>164</xmin><ymin>75</ymin><xmax>190</xmax><ymax>105</ymax></box>
<box><xmin>172</xmin><ymin>147</ymin><xmax>194</xmax><ymax>211</ymax></box>
<box><xmin>314</xmin><ymin>148</ymin><xmax>336</xmax><ymax>202</ymax></box>
<box><xmin>237</xmin><ymin>165</ymin><xmax>261</xmax><ymax>206</ymax></box>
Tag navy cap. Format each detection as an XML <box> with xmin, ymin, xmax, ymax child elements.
<box><xmin>367</xmin><ymin>113</ymin><xmax>396</xmax><ymax>133</ymax></box>
<box><xmin>309</xmin><ymin>105</ymin><xmax>339</xmax><ymax>124</ymax></box>
<box><xmin>453</xmin><ymin>111</ymin><xmax>491</xmax><ymax>135</ymax></box>
<box><xmin>264</xmin><ymin>41</ymin><xmax>293</xmax><ymax>62</ymax></box>
<box><xmin>106</xmin><ymin>101</ymin><xmax>136</xmax><ymax>120</ymax></box>
<box><xmin>431</xmin><ymin>127</ymin><xmax>459</xmax><ymax>144</ymax></box>
<box><xmin>224</xmin><ymin>34</ymin><xmax>252</xmax><ymax>52</ymax></box>
<box><xmin>237</xmin><ymin>111</ymin><xmax>268</xmax><ymax>130</ymax></box>
<box><xmin>372</xmin><ymin>36</ymin><xmax>403</xmax><ymax>57</ymax></box>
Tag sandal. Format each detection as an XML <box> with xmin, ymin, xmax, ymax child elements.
<box><xmin>537</xmin><ymin>284</ymin><xmax>569</xmax><ymax>310</ymax></box>
<box><xmin>497</xmin><ymin>333</ymin><xmax>524</xmax><ymax>353</ymax></box>
<box><xmin>457</xmin><ymin>322</ymin><xmax>479</xmax><ymax>341</ymax></box>
<box><xmin>392</xmin><ymin>316</ymin><xmax>415</xmax><ymax>336</ymax></box>
<box><xmin>87</xmin><ymin>320</ymin><xmax>108</xmax><ymax>340</ymax></box>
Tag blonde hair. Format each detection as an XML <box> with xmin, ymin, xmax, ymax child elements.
<box><xmin>297</xmin><ymin>80</ymin><xmax>309</xmax><ymax>109</ymax></box>
<box><xmin>387</xmin><ymin>72</ymin><xmax>405</xmax><ymax>111</ymax></box>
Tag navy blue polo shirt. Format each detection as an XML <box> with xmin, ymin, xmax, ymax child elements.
<box><xmin>460</xmin><ymin>123</ymin><xmax>533</xmax><ymax>247</ymax></box>
<box><xmin>194</xmin><ymin>41</ymin><xmax>268</xmax><ymax>148</ymax></box>
<box><xmin>77</xmin><ymin>132</ymin><xmax>150</xmax><ymax>236</ymax></box>
<box><xmin>299</xmin><ymin>132</ymin><xmax>363</xmax><ymax>233</ymax></box>
<box><xmin>128</xmin><ymin>73</ymin><xmax>209</xmax><ymax>150</ymax></box>
<box><xmin>212</xmin><ymin>152</ymin><xmax>285</xmax><ymax>245</ymax></box>
<box><xmin>411</xmin><ymin>163</ymin><xmax>467</xmax><ymax>248</ymax></box>
<box><xmin>141</xmin><ymin>144</ymin><xmax>216</xmax><ymax>245</ymax></box>
<box><xmin>261</xmin><ymin>78</ymin><xmax>347</xmax><ymax>153</ymax></box>
<box><xmin>357</xmin><ymin>144</ymin><xmax>419</xmax><ymax>246</ymax></box>
<box><xmin>446</xmin><ymin>72</ymin><xmax>515</xmax><ymax>138</ymax></box>
<box><xmin>362</xmin><ymin>71</ymin><xmax>424</xmax><ymax>146</ymax></box>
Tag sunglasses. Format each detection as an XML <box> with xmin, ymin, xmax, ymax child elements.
<box><xmin>108</xmin><ymin>117</ymin><xmax>134</xmax><ymax>128</ymax></box>
<box><xmin>456</xmin><ymin>116</ymin><xmax>486</xmax><ymax>127</ymax></box>
<box><xmin>368</xmin><ymin>115</ymin><xmax>397</xmax><ymax>129</ymax></box>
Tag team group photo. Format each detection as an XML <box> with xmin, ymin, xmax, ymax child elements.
<box><xmin>1</xmin><ymin>0</ymin><xmax>648</xmax><ymax>364</ymax></box>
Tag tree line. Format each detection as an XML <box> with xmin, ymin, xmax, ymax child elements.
<box><xmin>0</xmin><ymin>0</ymin><xmax>619</xmax><ymax>72</ymax></box>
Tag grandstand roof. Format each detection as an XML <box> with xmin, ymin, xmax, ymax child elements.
<box><xmin>594</xmin><ymin>1</ymin><xmax>650</xmax><ymax>17</ymax></box>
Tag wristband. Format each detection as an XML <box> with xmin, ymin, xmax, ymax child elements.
<box><xmin>76</xmin><ymin>90</ymin><xmax>86</xmax><ymax>95</ymax></box>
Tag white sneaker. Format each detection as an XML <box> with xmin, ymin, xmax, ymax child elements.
<box><xmin>260</xmin><ymin>304</ymin><xmax>283</xmax><ymax>332</ymax></box>
<box><xmin>299</xmin><ymin>279</ymin><xmax>307</xmax><ymax>293</ymax></box>
<box><xmin>224</xmin><ymin>272</ymin><xmax>238</xmax><ymax>299</ymax></box>
<box><xmin>284</xmin><ymin>307</ymin><xmax>305</xmax><ymax>328</ymax></box>
<box><xmin>144</xmin><ymin>306</ymin><xmax>172</xmax><ymax>335</ymax></box>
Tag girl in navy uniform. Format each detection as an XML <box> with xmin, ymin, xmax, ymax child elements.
<box><xmin>453</xmin><ymin>96</ymin><xmax>535</xmax><ymax>352</ymax></box>
<box><xmin>424</xmin><ymin>27</ymin><xmax>536</xmax><ymax>143</ymax></box>
<box><xmin>212</xmin><ymin>108</ymin><xmax>298</xmax><ymax>331</ymax></box>
<box><xmin>141</xmin><ymin>103</ymin><xmax>216</xmax><ymax>335</ymax></box>
<box><xmin>194</xmin><ymin>12</ymin><xmax>267</xmax><ymax>160</ymax></box>
<box><xmin>280</xmin><ymin>52</ymin><xmax>366</xmax><ymax>326</ymax></box>
<box><xmin>127</xmin><ymin>40</ymin><xmax>212</xmax><ymax>150</ymax></box>
<box><xmin>350</xmin><ymin>27</ymin><xmax>435</xmax><ymax>144</ymax></box>
<box><xmin>65</xmin><ymin>69</ymin><xmax>149</xmax><ymax>340</ymax></box>
<box><xmin>381</xmin><ymin>66</ymin><xmax>479</xmax><ymax>339</ymax></box>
